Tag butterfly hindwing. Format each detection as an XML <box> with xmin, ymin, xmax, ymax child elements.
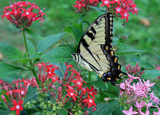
<box><xmin>72</xmin><ymin>13</ymin><xmax>124</xmax><ymax>85</ymax></box>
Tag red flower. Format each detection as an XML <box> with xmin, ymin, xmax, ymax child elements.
<box><xmin>86</xmin><ymin>86</ymin><xmax>97</xmax><ymax>98</ymax></box>
<box><xmin>46</xmin><ymin>65</ymin><xmax>56</xmax><ymax>77</ymax></box>
<box><xmin>67</xmin><ymin>90</ymin><xmax>78</xmax><ymax>101</ymax></box>
<box><xmin>82</xmin><ymin>88</ymin><xmax>87</xmax><ymax>95</ymax></box>
<box><xmin>74</xmin><ymin>0</ymin><xmax>86</xmax><ymax>10</ymax></box>
<box><xmin>83</xmin><ymin>96</ymin><xmax>96</xmax><ymax>108</ymax></box>
<box><xmin>72</xmin><ymin>78</ymin><xmax>86</xmax><ymax>90</ymax></box>
<box><xmin>0</xmin><ymin>79</ymin><xmax>4</xmax><ymax>85</ymax></box>
<box><xmin>121</xmin><ymin>10</ymin><xmax>129</xmax><ymax>22</ymax></box>
<box><xmin>10</xmin><ymin>100</ymin><xmax>23</xmax><ymax>115</ymax></box>
<box><xmin>101</xmin><ymin>0</ymin><xmax>111</xmax><ymax>8</ymax></box>
<box><xmin>50</xmin><ymin>76</ymin><xmax>59</xmax><ymax>82</ymax></box>
<box><xmin>2</xmin><ymin>1</ymin><xmax>45</xmax><ymax>30</ymax></box>
<box><xmin>99</xmin><ymin>0</ymin><xmax>139</xmax><ymax>22</ymax></box>
<box><xmin>111</xmin><ymin>0</ymin><xmax>121</xmax><ymax>5</ymax></box>
<box><xmin>65</xmin><ymin>63</ymin><xmax>74</xmax><ymax>69</ymax></box>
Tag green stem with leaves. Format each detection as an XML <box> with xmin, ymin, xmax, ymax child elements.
<box><xmin>23</xmin><ymin>30</ymin><xmax>38</xmax><ymax>82</ymax></box>
<box><xmin>88</xmin><ymin>71</ymin><xmax>91</xmax><ymax>83</ymax></box>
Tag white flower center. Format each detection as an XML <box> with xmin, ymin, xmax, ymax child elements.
<box><xmin>16</xmin><ymin>105</ymin><xmax>20</xmax><ymax>109</ymax></box>
<box><xmin>6</xmin><ymin>12</ymin><xmax>9</xmax><ymax>15</ymax></box>
<box><xmin>21</xmin><ymin>90</ymin><xmax>25</xmax><ymax>95</ymax></box>
<box><xmin>79</xmin><ymin>4</ymin><xmax>81</xmax><ymax>7</ymax></box>
<box><xmin>104</xmin><ymin>1</ymin><xmax>109</xmax><ymax>4</ymax></box>
<box><xmin>89</xmin><ymin>99</ymin><xmax>93</xmax><ymax>103</ymax></box>
<box><xmin>14</xmin><ymin>11</ymin><xmax>17</xmax><ymax>14</ymax></box>
<box><xmin>77</xmin><ymin>81</ymin><xmax>81</xmax><ymax>85</ymax></box>
<box><xmin>124</xmin><ymin>13</ymin><xmax>128</xmax><ymax>17</ymax></box>
<box><xmin>90</xmin><ymin>92</ymin><xmax>92</xmax><ymax>94</ymax></box>
<box><xmin>70</xmin><ymin>92</ymin><xmax>74</xmax><ymax>96</ymax></box>
<box><xmin>117</xmin><ymin>8</ymin><xmax>121</xmax><ymax>12</ymax></box>
<box><xmin>26</xmin><ymin>12</ymin><xmax>29</xmax><ymax>15</ymax></box>
<box><xmin>134</xmin><ymin>7</ymin><xmax>138</xmax><ymax>11</ymax></box>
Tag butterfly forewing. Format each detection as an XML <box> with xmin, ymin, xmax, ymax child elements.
<box><xmin>73</xmin><ymin>13</ymin><xmax>124</xmax><ymax>85</ymax></box>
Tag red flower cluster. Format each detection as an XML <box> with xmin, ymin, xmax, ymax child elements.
<box><xmin>125</xmin><ymin>63</ymin><xmax>144</xmax><ymax>77</ymax></box>
<box><xmin>74</xmin><ymin>0</ymin><xmax>138</xmax><ymax>22</ymax></box>
<box><xmin>35</xmin><ymin>62</ymin><xmax>97</xmax><ymax>111</ymax></box>
<box><xmin>2</xmin><ymin>1</ymin><xmax>45</xmax><ymax>30</ymax></box>
<box><xmin>100</xmin><ymin>0</ymin><xmax>138</xmax><ymax>22</ymax></box>
<box><xmin>0</xmin><ymin>62</ymin><xmax>98</xmax><ymax>114</ymax></box>
<box><xmin>0</xmin><ymin>78</ymin><xmax>33</xmax><ymax>115</ymax></box>
<box><xmin>74</xmin><ymin>0</ymin><xmax>100</xmax><ymax>12</ymax></box>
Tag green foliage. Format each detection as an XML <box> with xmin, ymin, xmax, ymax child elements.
<box><xmin>0</xmin><ymin>62</ymin><xmax>22</xmax><ymax>78</ymax></box>
<box><xmin>0</xmin><ymin>0</ymin><xmax>160</xmax><ymax>114</ymax></box>
<box><xmin>0</xmin><ymin>42</ymin><xmax>23</xmax><ymax>59</ymax></box>
<box><xmin>37</xmin><ymin>33</ymin><xmax>65</xmax><ymax>53</ymax></box>
<box><xmin>88</xmin><ymin>100</ymin><xmax>122</xmax><ymax>115</ymax></box>
<box><xmin>42</xmin><ymin>45</ymin><xmax>74</xmax><ymax>63</ymax></box>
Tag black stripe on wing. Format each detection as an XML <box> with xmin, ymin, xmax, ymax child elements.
<box><xmin>101</xmin><ymin>44</ymin><xmax>126</xmax><ymax>85</ymax></box>
<box><xmin>105</xmin><ymin>13</ymin><xmax>113</xmax><ymax>49</ymax></box>
<box><xmin>77</xmin><ymin>13</ymin><xmax>113</xmax><ymax>53</ymax></box>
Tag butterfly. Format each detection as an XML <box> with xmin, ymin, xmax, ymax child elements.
<box><xmin>72</xmin><ymin>13</ymin><xmax>125</xmax><ymax>85</ymax></box>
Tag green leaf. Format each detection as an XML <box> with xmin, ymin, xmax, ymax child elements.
<box><xmin>88</xmin><ymin>100</ymin><xmax>120</xmax><ymax>115</ymax></box>
<box><xmin>116</xmin><ymin>42</ymin><xmax>150</xmax><ymax>55</ymax></box>
<box><xmin>1</xmin><ymin>74</ymin><xmax>23</xmax><ymax>83</ymax></box>
<box><xmin>26</xmin><ymin>29</ymin><xmax>43</xmax><ymax>40</ymax></box>
<box><xmin>0</xmin><ymin>42</ymin><xmax>22</xmax><ymax>59</ymax></box>
<box><xmin>0</xmin><ymin>62</ymin><xmax>22</xmax><ymax>77</ymax></box>
<box><xmin>100</xmin><ymin>83</ymin><xmax>119</xmax><ymax>98</ymax></box>
<box><xmin>91</xmin><ymin>78</ymin><xmax>107</xmax><ymax>89</ymax></box>
<box><xmin>27</xmin><ymin>39</ymin><xmax>36</xmax><ymax>54</ymax></box>
<box><xmin>37</xmin><ymin>33</ymin><xmax>65</xmax><ymax>53</ymax></box>
<box><xmin>142</xmin><ymin>69</ymin><xmax>160</xmax><ymax>79</ymax></box>
<box><xmin>89</xmin><ymin>6</ymin><xmax>106</xmax><ymax>12</ymax></box>
<box><xmin>64</xmin><ymin>23</ymin><xmax>83</xmax><ymax>42</ymax></box>
<box><xmin>41</xmin><ymin>45</ymin><xmax>74</xmax><ymax>63</ymax></box>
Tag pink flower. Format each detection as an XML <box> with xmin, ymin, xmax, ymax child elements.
<box><xmin>150</xmin><ymin>92</ymin><xmax>160</xmax><ymax>104</ymax></box>
<box><xmin>135</xmin><ymin>101</ymin><xmax>145</xmax><ymax>111</ymax></box>
<box><xmin>153</xmin><ymin>106</ymin><xmax>160</xmax><ymax>115</ymax></box>
<box><xmin>123</xmin><ymin>106</ymin><xmax>138</xmax><ymax>115</ymax></box>
<box><xmin>120</xmin><ymin>82</ymin><xmax>126</xmax><ymax>90</ymax></box>
<box><xmin>143</xmin><ymin>79</ymin><xmax>155</xmax><ymax>88</ymax></box>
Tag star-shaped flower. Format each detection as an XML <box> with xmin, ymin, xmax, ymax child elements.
<box><xmin>10</xmin><ymin>100</ymin><xmax>23</xmax><ymax>115</ymax></box>
<box><xmin>123</xmin><ymin>106</ymin><xmax>138</xmax><ymax>115</ymax></box>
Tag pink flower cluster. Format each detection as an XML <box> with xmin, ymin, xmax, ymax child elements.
<box><xmin>120</xmin><ymin>63</ymin><xmax>160</xmax><ymax>115</ymax></box>
<box><xmin>2</xmin><ymin>1</ymin><xmax>45</xmax><ymax>30</ymax></box>
<box><xmin>101</xmin><ymin>0</ymin><xmax>138</xmax><ymax>22</ymax></box>
<box><xmin>74</xmin><ymin>0</ymin><xmax>100</xmax><ymax>12</ymax></box>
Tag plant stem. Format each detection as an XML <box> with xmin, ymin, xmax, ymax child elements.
<box><xmin>23</xmin><ymin>30</ymin><xmax>39</xmax><ymax>82</ymax></box>
<box><xmin>88</xmin><ymin>71</ymin><xmax>91</xmax><ymax>83</ymax></box>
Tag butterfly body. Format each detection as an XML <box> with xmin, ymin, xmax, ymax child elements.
<box><xmin>72</xmin><ymin>13</ymin><xmax>124</xmax><ymax>85</ymax></box>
